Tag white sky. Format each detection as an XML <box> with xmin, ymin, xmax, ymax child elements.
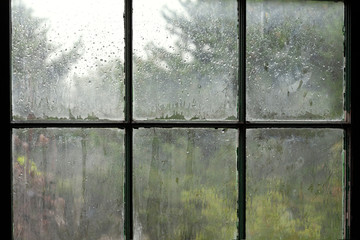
<box><xmin>14</xmin><ymin>0</ymin><xmax>183</xmax><ymax>76</ymax></box>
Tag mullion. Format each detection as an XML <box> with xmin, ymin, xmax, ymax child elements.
<box><xmin>343</xmin><ymin>0</ymin><xmax>353</xmax><ymax>239</ymax></box>
<box><xmin>124</xmin><ymin>127</ymin><xmax>133</xmax><ymax>240</ymax></box>
<box><xmin>238</xmin><ymin>127</ymin><xmax>246</xmax><ymax>240</ymax></box>
<box><xmin>345</xmin><ymin>2</ymin><xmax>353</xmax><ymax>238</ymax></box>
<box><xmin>124</xmin><ymin>0</ymin><xmax>133</xmax><ymax>239</ymax></box>
<box><xmin>343</xmin><ymin>2</ymin><xmax>351</xmax><ymax>239</ymax></box>
<box><xmin>238</xmin><ymin>0</ymin><xmax>246</xmax><ymax>239</ymax></box>
<box><xmin>344</xmin><ymin>127</ymin><xmax>351</xmax><ymax>238</ymax></box>
<box><xmin>239</xmin><ymin>0</ymin><xmax>246</xmax><ymax>123</ymax></box>
<box><xmin>344</xmin><ymin>0</ymin><xmax>351</xmax><ymax>122</ymax></box>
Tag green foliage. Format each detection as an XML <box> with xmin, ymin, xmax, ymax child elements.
<box><xmin>12</xmin><ymin>0</ymin><xmax>345</xmax><ymax>239</ymax></box>
<box><xmin>247</xmin><ymin>190</ymin><xmax>323</xmax><ymax>239</ymax></box>
<box><xmin>12</xmin><ymin>129</ymin><xmax>124</xmax><ymax>240</ymax></box>
<box><xmin>181</xmin><ymin>188</ymin><xmax>237</xmax><ymax>240</ymax></box>
<box><xmin>17</xmin><ymin>156</ymin><xmax>42</xmax><ymax>176</ymax></box>
<box><xmin>246</xmin><ymin>129</ymin><xmax>344</xmax><ymax>239</ymax></box>
<box><xmin>133</xmin><ymin>129</ymin><xmax>238</xmax><ymax>239</ymax></box>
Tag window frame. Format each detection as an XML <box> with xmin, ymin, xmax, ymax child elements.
<box><xmin>5</xmin><ymin>0</ymin><xmax>357</xmax><ymax>239</ymax></box>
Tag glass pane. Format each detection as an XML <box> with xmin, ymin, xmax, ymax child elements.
<box><xmin>12</xmin><ymin>128</ymin><xmax>124</xmax><ymax>239</ymax></box>
<box><xmin>11</xmin><ymin>0</ymin><xmax>124</xmax><ymax>121</ymax></box>
<box><xmin>134</xmin><ymin>128</ymin><xmax>238</xmax><ymax>239</ymax></box>
<box><xmin>246</xmin><ymin>129</ymin><xmax>344</xmax><ymax>239</ymax></box>
<box><xmin>134</xmin><ymin>0</ymin><xmax>238</xmax><ymax>121</ymax></box>
<box><xmin>246</xmin><ymin>1</ymin><xmax>344</xmax><ymax>120</ymax></box>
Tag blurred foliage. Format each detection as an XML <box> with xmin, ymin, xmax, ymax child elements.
<box><xmin>12</xmin><ymin>0</ymin><xmax>345</xmax><ymax>239</ymax></box>
<box><xmin>246</xmin><ymin>0</ymin><xmax>344</xmax><ymax>120</ymax></box>
<box><xmin>12</xmin><ymin>3</ymin><xmax>83</xmax><ymax>119</ymax></box>
<box><xmin>134</xmin><ymin>0</ymin><xmax>238</xmax><ymax>120</ymax></box>
<box><xmin>246</xmin><ymin>129</ymin><xmax>343</xmax><ymax>239</ymax></box>
<box><xmin>12</xmin><ymin>129</ymin><xmax>124</xmax><ymax>240</ymax></box>
<box><xmin>133</xmin><ymin>129</ymin><xmax>238</xmax><ymax>240</ymax></box>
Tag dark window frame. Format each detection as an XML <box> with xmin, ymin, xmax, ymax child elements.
<box><xmin>5</xmin><ymin>0</ymin><xmax>358</xmax><ymax>239</ymax></box>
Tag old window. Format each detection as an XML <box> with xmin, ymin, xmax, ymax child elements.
<box><xmin>9</xmin><ymin>0</ymin><xmax>353</xmax><ymax>239</ymax></box>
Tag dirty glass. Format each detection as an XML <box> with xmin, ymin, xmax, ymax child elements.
<box><xmin>246</xmin><ymin>0</ymin><xmax>344</xmax><ymax>120</ymax></box>
<box><xmin>133</xmin><ymin>0</ymin><xmax>238</xmax><ymax>120</ymax></box>
<box><xmin>11</xmin><ymin>0</ymin><xmax>124</xmax><ymax>121</ymax></box>
<box><xmin>246</xmin><ymin>129</ymin><xmax>343</xmax><ymax>239</ymax></box>
<box><xmin>12</xmin><ymin>128</ymin><xmax>124</xmax><ymax>240</ymax></box>
<box><xmin>133</xmin><ymin>128</ymin><xmax>238</xmax><ymax>239</ymax></box>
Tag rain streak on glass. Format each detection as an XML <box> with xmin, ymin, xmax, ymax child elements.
<box><xmin>133</xmin><ymin>0</ymin><xmax>238</xmax><ymax>121</ymax></box>
<box><xmin>133</xmin><ymin>128</ymin><xmax>238</xmax><ymax>239</ymax></box>
<box><xmin>246</xmin><ymin>1</ymin><xmax>344</xmax><ymax>120</ymax></box>
<box><xmin>246</xmin><ymin>129</ymin><xmax>344</xmax><ymax>239</ymax></box>
<box><xmin>12</xmin><ymin>128</ymin><xmax>125</xmax><ymax>240</ymax></box>
<box><xmin>11</xmin><ymin>0</ymin><xmax>124</xmax><ymax>121</ymax></box>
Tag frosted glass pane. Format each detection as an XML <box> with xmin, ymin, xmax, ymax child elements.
<box><xmin>11</xmin><ymin>0</ymin><xmax>124</xmax><ymax>121</ymax></box>
<box><xmin>134</xmin><ymin>0</ymin><xmax>238</xmax><ymax>120</ymax></box>
<box><xmin>246</xmin><ymin>1</ymin><xmax>344</xmax><ymax>120</ymax></box>
<box><xmin>246</xmin><ymin>129</ymin><xmax>344</xmax><ymax>239</ymax></box>
<box><xmin>134</xmin><ymin>128</ymin><xmax>238</xmax><ymax>239</ymax></box>
<box><xmin>12</xmin><ymin>128</ymin><xmax>124</xmax><ymax>239</ymax></box>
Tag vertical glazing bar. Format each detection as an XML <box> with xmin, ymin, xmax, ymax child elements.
<box><xmin>344</xmin><ymin>1</ymin><xmax>351</xmax><ymax>238</ymax></box>
<box><xmin>239</xmin><ymin>0</ymin><xmax>246</xmax><ymax>122</ymax></box>
<box><xmin>8</xmin><ymin>0</ymin><xmax>13</xmax><ymax>239</ymax></box>
<box><xmin>125</xmin><ymin>1</ymin><xmax>133</xmax><ymax>121</ymax></box>
<box><xmin>124</xmin><ymin>0</ymin><xmax>133</xmax><ymax>239</ymax></box>
<box><xmin>238</xmin><ymin>127</ymin><xmax>246</xmax><ymax>240</ymax></box>
<box><xmin>9</xmin><ymin>130</ymin><xmax>13</xmax><ymax>240</ymax></box>
<box><xmin>344</xmin><ymin>0</ymin><xmax>351</xmax><ymax>122</ymax></box>
<box><xmin>8</xmin><ymin>0</ymin><xmax>12</xmax><ymax>123</ymax></box>
<box><xmin>238</xmin><ymin>0</ymin><xmax>246</xmax><ymax>239</ymax></box>
<box><xmin>344</xmin><ymin>128</ymin><xmax>351</xmax><ymax>239</ymax></box>
<box><xmin>124</xmin><ymin>127</ymin><xmax>133</xmax><ymax>240</ymax></box>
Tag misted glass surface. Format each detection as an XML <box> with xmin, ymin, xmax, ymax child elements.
<box><xmin>11</xmin><ymin>0</ymin><xmax>124</xmax><ymax>121</ymax></box>
<box><xmin>12</xmin><ymin>128</ymin><xmax>124</xmax><ymax>240</ymax></box>
<box><xmin>133</xmin><ymin>0</ymin><xmax>238</xmax><ymax>120</ymax></box>
<box><xmin>246</xmin><ymin>1</ymin><xmax>344</xmax><ymax>120</ymax></box>
<box><xmin>246</xmin><ymin>129</ymin><xmax>343</xmax><ymax>239</ymax></box>
<box><xmin>133</xmin><ymin>128</ymin><xmax>238</xmax><ymax>239</ymax></box>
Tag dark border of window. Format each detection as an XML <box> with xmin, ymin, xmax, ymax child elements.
<box><xmin>349</xmin><ymin>1</ymin><xmax>360</xmax><ymax>239</ymax></box>
<box><xmin>4</xmin><ymin>0</ymin><xmax>359</xmax><ymax>239</ymax></box>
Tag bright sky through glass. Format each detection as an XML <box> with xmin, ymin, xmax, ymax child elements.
<box><xmin>16</xmin><ymin>0</ymin><xmax>181</xmax><ymax>73</ymax></box>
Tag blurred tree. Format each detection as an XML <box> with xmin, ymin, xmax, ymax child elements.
<box><xmin>134</xmin><ymin>0</ymin><xmax>238</xmax><ymax>120</ymax></box>
<box><xmin>12</xmin><ymin>3</ymin><xmax>82</xmax><ymax>119</ymax></box>
<box><xmin>12</xmin><ymin>129</ymin><xmax>125</xmax><ymax>240</ymax></box>
<box><xmin>134</xmin><ymin>129</ymin><xmax>238</xmax><ymax>239</ymax></box>
<box><xmin>246</xmin><ymin>0</ymin><xmax>344</xmax><ymax>119</ymax></box>
<box><xmin>70</xmin><ymin>60</ymin><xmax>124</xmax><ymax>120</ymax></box>
<box><xmin>11</xmin><ymin>0</ymin><xmax>345</xmax><ymax>239</ymax></box>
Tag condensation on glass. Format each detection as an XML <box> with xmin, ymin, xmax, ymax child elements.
<box><xmin>11</xmin><ymin>0</ymin><xmax>124</xmax><ymax>121</ymax></box>
<box><xmin>133</xmin><ymin>0</ymin><xmax>238</xmax><ymax>121</ymax></box>
<box><xmin>246</xmin><ymin>0</ymin><xmax>344</xmax><ymax>120</ymax></box>
<box><xmin>133</xmin><ymin>128</ymin><xmax>238</xmax><ymax>239</ymax></box>
<box><xmin>12</xmin><ymin>128</ymin><xmax>124</xmax><ymax>240</ymax></box>
<box><xmin>246</xmin><ymin>128</ymin><xmax>344</xmax><ymax>239</ymax></box>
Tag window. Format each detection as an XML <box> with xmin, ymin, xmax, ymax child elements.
<box><xmin>8</xmin><ymin>0</ymin><xmax>356</xmax><ymax>239</ymax></box>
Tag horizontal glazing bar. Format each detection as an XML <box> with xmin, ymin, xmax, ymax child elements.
<box><xmin>10</xmin><ymin>121</ymin><xmax>128</xmax><ymax>129</ymax></box>
<box><xmin>245</xmin><ymin>121</ymin><xmax>351</xmax><ymax>129</ymax></box>
<box><xmin>132</xmin><ymin>121</ymin><xmax>240</xmax><ymax>128</ymax></box>
<box><xmin>10</xmin><ymin>120</ymin><xmax>351</xmax><ymax>129</ymax></box>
